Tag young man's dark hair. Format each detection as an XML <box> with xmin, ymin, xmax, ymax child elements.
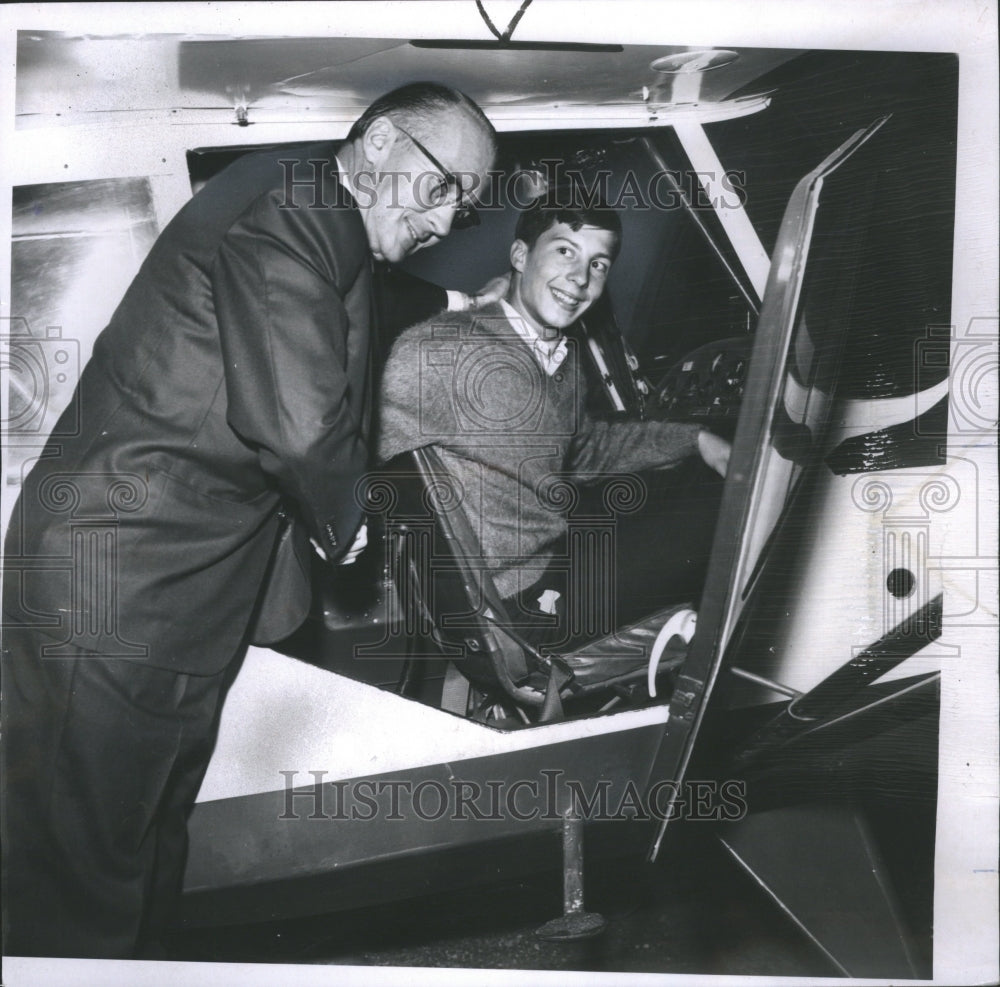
<box><xmin>514</xmin><ymin>196</ymin><xmax>623</xmax><ymax>256</ymax></box>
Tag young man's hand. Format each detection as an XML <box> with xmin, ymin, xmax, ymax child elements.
<box><xmin>697</xmin><ymin>430</ymin><xmax>731</xmax><ymax>478</ymax></box>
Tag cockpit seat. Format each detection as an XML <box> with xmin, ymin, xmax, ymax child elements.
<box><xmin>372</xmin><ymin>448</ymin><xmax>696</xmax><ymax>722</ymax></box>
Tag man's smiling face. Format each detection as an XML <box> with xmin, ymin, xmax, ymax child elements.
<box><xmin>509</xmin><ymin>222</ymin><xmax>618</xmax><ymax>338</ymax></box>
<box><xmin>359</xmin><ymin>111</ymin><xmax>493</xmax><ymax>264</ymax></box>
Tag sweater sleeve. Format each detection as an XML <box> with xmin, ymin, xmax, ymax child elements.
<box><xmin>564</xmin><ymin>346</ymin><xmax>703</xmax><ymax>474</ymax></box>
<box><xmin>567</xmin><ymin>411</ymin><xmax>703</xmax><ymax>476</ymax></box>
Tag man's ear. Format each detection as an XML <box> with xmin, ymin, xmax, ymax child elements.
<box><xmin>510</xmin><ymin>239</ymin><xmax>528</xmax><ymax>274</ymax></box>
<box><xmin>360</xmin><ymin>116</ymin><xmax>396</xmax><ymax>168</ymax></box>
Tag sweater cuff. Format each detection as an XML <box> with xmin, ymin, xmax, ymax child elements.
<box><xmin>684</xmin><ymin>423</ymin><xmax>705</xmax><ymax>456</ymax></box>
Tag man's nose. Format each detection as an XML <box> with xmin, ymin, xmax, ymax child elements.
<box><xmin>422</xmin><ymin>203</ymin><xmax>455</xmax><ymax>239</ymax></box>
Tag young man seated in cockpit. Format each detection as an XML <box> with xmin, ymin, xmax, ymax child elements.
<box><xmin>378</xmin><ymin>197</ymin><xmax>730</xmax><ymax>646</ymax></box>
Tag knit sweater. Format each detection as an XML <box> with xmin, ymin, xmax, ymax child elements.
<box><xmin>378</xmin><ymin>303</ymin><xmax>703</xmax><ymax>599</ymax></box>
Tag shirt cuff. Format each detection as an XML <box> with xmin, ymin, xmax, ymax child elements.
<box><xmin>445</xmin><ymin>289</ymin><xmax>472</xmax><ymax>312</ymax></box>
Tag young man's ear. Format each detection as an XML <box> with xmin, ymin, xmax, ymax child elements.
<box><xmin>510</xmin><ymin>239</ymin><xmax>528</xmax><ymax>274</ymax></box>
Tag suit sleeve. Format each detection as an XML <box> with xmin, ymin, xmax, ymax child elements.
<box><xmin>211</xmin><ymin>188</ymin><xmax>370</xmax><ymax>561</ymax></box>
<box><xmin>377</xmin><ymin>266</ymin><xmax>449</xmax><ymax>337</ymax></box>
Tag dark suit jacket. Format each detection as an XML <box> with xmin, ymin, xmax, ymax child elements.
<box><xmin>3</xmin><ymin>143</ymin><xmax>443</xmax><ymax>673</ymax></box>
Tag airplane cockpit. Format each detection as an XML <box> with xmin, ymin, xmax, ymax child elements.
<box><xmin>176</xmin><ymin>51</ymin><xmax>956</xmax><ymax>741</ymax></box>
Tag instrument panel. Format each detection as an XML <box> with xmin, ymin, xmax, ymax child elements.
<box><xmin>654</xmin><ymin>335</ymin><xmax>753</xmax><ymax>426</ymax></box>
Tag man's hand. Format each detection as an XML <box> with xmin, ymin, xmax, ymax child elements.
<box><xmin>338</xmin><ymin>521</ymin><xmax>369</xmax><ymax>565</ymax></box>
<box><xmin>697</xmin><ymin>430</ymin><xmax>731</xmax><ymax>478</ymax></box>
<box><xmin>311</xmin><ymin>521</ymin><xmax>368</xmax><ymax>565</ymax></box>
<box><xmin>469</xmin><ymin>272</ymin><xmax>511</xmax><ymax>310</ymax></box>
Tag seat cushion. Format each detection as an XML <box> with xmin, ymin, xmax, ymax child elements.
<box><xmin>561</xmin><ymin>602</ymin><xmax>694</xmax><ymax>690</ymax></box>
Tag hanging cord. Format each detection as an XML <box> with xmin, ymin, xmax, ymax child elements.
<box><xmin>476</xmin><ymin>0</ymin><xmax>534</xmax><ymax>43</ymax></box>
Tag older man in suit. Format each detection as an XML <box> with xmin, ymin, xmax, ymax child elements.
<box><xmin>1</xmin><ymin>82</ymin><xmax>497</xmax><ymax>958</ymax></box>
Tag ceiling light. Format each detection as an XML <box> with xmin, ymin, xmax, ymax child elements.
<box><xmin>650</xmin><ymin>50</ymin><xmax>739</xmax><ymax>74</ymax></box>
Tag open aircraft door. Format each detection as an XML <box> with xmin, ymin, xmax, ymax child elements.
<box><xmin>640</xmin><ymin>115</ymin><xmax>939</xmax><ymax>978</ymax></box>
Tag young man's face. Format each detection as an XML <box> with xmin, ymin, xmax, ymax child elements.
<box><xmin>509</xmin><ymin>222</ymin><xmax>617</xmax><ymax>337</ymax></box>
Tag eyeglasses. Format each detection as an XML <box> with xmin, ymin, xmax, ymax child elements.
<box><xmin>392</xmin><ymin>123</ymin><xmax>480</xmax><ymax>230</ymax></box>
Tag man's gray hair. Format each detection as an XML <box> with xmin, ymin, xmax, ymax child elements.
<box><xmin>347</xmin><ymin>81</ymin><xmax>496</xmax><ymax>152</ymax></box>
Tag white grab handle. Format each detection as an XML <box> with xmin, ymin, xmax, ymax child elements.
<box><xmin>647</xmin><ymin>609</ymin><xmax>698</xmax><ymax>698</ymax></box>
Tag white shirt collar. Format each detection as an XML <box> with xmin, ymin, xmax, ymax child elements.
<box><xmin>334</xmin><ymin>153</ymin><xmax>356</xmax><ymax>199</ymax></box>
<box><xmin>499</xmin><ymin>299</ymin><xmax>569</xmax><ymax>376</ymax></box>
